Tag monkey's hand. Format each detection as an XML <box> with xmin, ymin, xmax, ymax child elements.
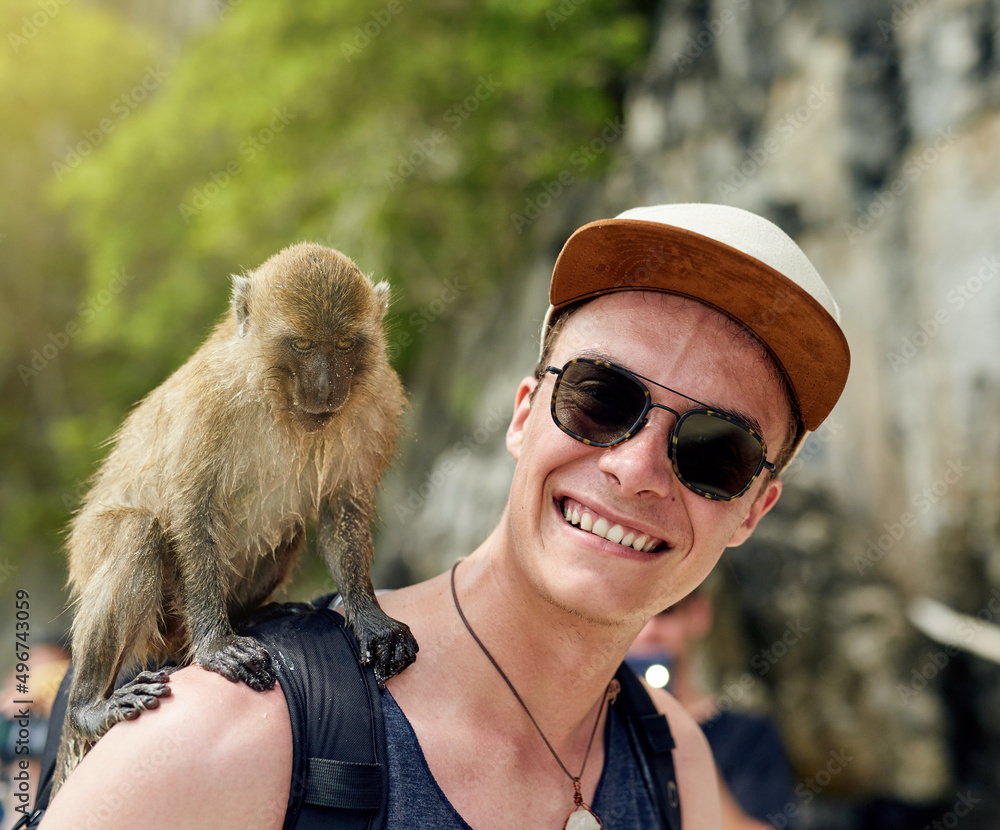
<box><xmin>71</xmin><ymin>670</ymin><xmax>173</xmax><ymax>741</ymax></box>
<box><xmin>192</xmin><ymin>633</ymin><xmax>276</xmax><ymax>691</ymax></box>
<box><xmin>349</xmin><ymin>609</ymin><xmax>419</xmax><ymax>689</ymax></box>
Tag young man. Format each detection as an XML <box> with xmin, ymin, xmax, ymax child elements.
<box><xmin>39</xmin><ymin>203</ymin><xmax>849</xmax><ymax>829</ymax></box>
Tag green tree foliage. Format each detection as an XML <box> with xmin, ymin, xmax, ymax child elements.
<box><xmin>0</xmin><ymin>1</ymin><xmax>159</xmax><ymax>590</ymax></box>
<box><xmin>1</xmin><ymin>0</ymin><xmax>646</xmax><ymax>592</ymax></box>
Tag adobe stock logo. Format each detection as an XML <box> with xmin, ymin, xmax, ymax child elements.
<box><xmin>393</xmin><ymin>406</ymin><xmax>509</xmax><ymax>522</ymax></box>
<box><xmin>18</xmin><ymin>269</ymin><xmax>137</xmax><ymax>385</ymax></box>
<box><xmin>842</xmin><ymin>127</ymin><xmax>962</xmax><ymax>242</ymax></box>
<box><xmin>766</xmin><ymin>749</ymin><xmax>854</xmax><ymax>829</ymax></box>
<box><xmin>715</xmin><ymin>85</ymin><xmax>833</xmax><ymax>197</ymax></box>
<box><xmin>384</xmin><ymin>75</ymin><xmax>501</xmax><ymax>191</ymax></box>
<box><xmin>509</xmin><ymin>118</ymin><xmax>625</xmax><ymax>234</ymax></box>
<box><xmin>7</xmin><ymin>0</ymin><xmax>70</xmax><ymax>54</ymax></box>
<box><xmin>700</xmin><ymin>619</ymin><xmax>811</xmax><ymax>718</ymax></box>
<box><xmin>340</xmin><ymin>0</ymin><xmax>411</xmax><ymax>62</ymax></box>
<box><xmin>178</xmin><ymin>108</ymin><xmax>295</xmax><ymax>223</ymax></box>
<box><xmin>899</xmin><ymin>592</ymin><xmax>1000</xmax><ymax>704</ymax></box>
<box><xmin>672</xmin><ymin>0</ymin><xmax>749</xmax><ymax>70</ymax></box>
<box><xmin>52</xmin><ymin>65</ymin><xmax>171</xmax><ymax>181</ymax></box>
<box><xmin>854</xmin><ymin>458</ymin><xmax>969</xmax><ymax>575</ymax></box>
<box><xmin>886</xmin><ymin>255</ymin><xmax>998</xmax><ymax>372</ymax></box>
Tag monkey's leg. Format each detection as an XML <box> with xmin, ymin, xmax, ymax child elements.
<box><xmin>180</xmin><ymin>523</ymin><xmax>276</xmax><ymax>691</ymax></box>
<box><xmin>67</xmin><ymin>511</ymin><xmax>174</xmax><ymax>739</ymax></box>
<box><xmin>318</xmin><ymin>491</ymin><xmax>418</xmax><ymax>687</ymax></box>
<box><xmin>56</xmin><ymin>512</ymin><xmax>173</xmax><ymax>789</ymax></box>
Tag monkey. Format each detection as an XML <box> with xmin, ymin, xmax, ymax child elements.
<box><xmin>53</xmin><ymin>243</ymin><xmax>417</xmax><ymax>789</ymax></box>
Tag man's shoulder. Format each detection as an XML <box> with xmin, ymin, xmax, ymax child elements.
<box><xmin>642</xmin><ymin>682</ymin><xmax>709</xmax><ymax>752</ymax></box>
<box><xmin>40</xmin><ymin>667</ymin><xmax>293</xmax><ymax>829</ymax></box>
<box><xmin>642</xmin><ymin>682</ymin><xmax>724</xmax><ymax>828</ymax></box>
<box><xmin>101</xmin><ymin>666</ymin><xmax>293</xmax><ymax>782</ymax></box>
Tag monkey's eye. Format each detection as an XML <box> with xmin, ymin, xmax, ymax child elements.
<box><xmin>291</xmin><ymin>339</ymin><xmax>316</xmax><ymax>353</ymax></box>
<box><xmin>335</xmin><ymin>336</ymin><xmax>356</xmax><ymax>351</ymax></box>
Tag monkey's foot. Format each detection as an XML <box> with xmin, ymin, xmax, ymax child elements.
<box><xmin>352</xmin><ymin>616</ymin><xmax>419</xmax><ymax>689</ymax></box>
<box><xmin>193</xmin><ymin>634</ymin><xmax>276</xmax><ymax>691</ymax></box>
<box><xmin>73</xmin><ymin>670</ymin><xmax>172</xmax><ymax>740</ymax></box>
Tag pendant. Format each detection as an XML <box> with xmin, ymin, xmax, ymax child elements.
<box><xmin>563</xmin><ymin>779</ymin><xmax>602</xmax><ymax>829</ymax></box>
<box><xmin>563</xmin><ymin>803</ymin><xmax>602</xmax><ymax>830</ymax></box>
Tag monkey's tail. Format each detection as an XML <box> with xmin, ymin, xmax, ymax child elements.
<box><xmin>51</xmin><ymin>708</ymin><xmax>91</xmax><ymax>796</ymax></box>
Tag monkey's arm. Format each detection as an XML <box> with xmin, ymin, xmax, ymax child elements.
<box><xmin>178</xmin><ymin>511</ymin><xmax>276</xmax><ymax>692</ymax></box>
<box><xmin>318</xmin><ymin>486</ymin><xmax>418</xmax><ymax>687</ymax></box>
<box><xmin>41</xmin><ymin>667</ymin><xmax>291</xmax><ymax>830</ymax></box>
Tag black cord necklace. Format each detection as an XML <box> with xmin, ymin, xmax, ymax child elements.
<box><xmin>450</xmin><ymin>561</ymin><xmax>619</xmax><ymax>830</ymax></box>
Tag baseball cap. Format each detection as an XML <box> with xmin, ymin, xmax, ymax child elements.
<box><xmin>542</xmin><ymin>203</ymin><xmax>850</xmax><ymax>432</ymax></box>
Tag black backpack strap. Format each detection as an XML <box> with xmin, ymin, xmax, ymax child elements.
<box><xmin>614</xmin><ymin>663</ymin><xmax>683</xmax><ymax>830</ymax></box>
<box><xmin>239</xmin><ymin>597</ymin><xmax>388</xmax><ymax>830</ymax></box>
<box><xmin>303</xmin><ymin>757</ymin><xmax>382</xmax><ymax>810</ymax></box>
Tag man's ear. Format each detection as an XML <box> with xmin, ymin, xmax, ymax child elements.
<box><xmin>726</xmin><ymin>476</ymin><xmax>782</xmax><ymax>547</ymax></box>
<box><xmin>506</xmin><ymin>376</ymin><xmax>538</xmax><ymax>461</ymax></box>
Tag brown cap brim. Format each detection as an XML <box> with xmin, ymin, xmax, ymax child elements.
<box><xmin>549</xmin><ymin>219</ymin><xmax>850</xmax><ymax>432</ymax></box>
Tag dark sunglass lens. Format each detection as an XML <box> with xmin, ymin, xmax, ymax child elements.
<box><xmin>554</xmin><ymin>362</ymin><xmax>646</xmax><ymax>444</ymax></box>
<box><xmin>674</xmin><ymin>413</ymin><xmax>763</xmax><ymax>498</ymax></box>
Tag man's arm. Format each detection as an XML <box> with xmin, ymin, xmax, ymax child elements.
<box><xmin>39</xmin><ymin>666</ymin><xmax>293</xmax><ymax>830</ymax></box>
<box><xmin>647</xmin><ymin>684</ymin><xmax>724</xmax><ymax>829</ymax></box>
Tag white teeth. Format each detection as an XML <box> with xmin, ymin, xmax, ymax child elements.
<box><xmin>561</xmin><ymin>500</ymin><xmax>663</xmax><ymax>553</ymax></box>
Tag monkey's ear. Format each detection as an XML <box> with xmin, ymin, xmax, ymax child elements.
<box><xmin>231</xmin><ymin>274</ymin><xmax>252</xmax><ymax>337</ymax></box>
<box><xmin>372</xmin><ymin>281</ymin><xmax>391</xmax><ymax>319</ymax></box>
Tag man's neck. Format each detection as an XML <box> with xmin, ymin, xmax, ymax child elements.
<box><xmin>381</xmin><ymin>534</ymin><xmax>639</xmax><ymax>751</ymax></box>
<box><xmin>463</xmin><ymin>537</ymin><xmax>637</xmax><ymax>717</ymax></box>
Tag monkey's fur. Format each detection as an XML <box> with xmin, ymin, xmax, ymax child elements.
<box><xmin>54</xmin><ymin>243</ymin><xmax>417</xmax><ymax>789</ymax></box>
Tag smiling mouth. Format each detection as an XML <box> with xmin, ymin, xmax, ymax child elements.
<box><xmin>560</xmin><ymin>497</ymin><xmax>665</xmax><ymax>553</ymax></box>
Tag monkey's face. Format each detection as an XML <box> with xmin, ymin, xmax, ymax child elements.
<box><xmin>234</xmin><ymin>243</ymin><xmax>392</xmax><ymax>433</ymax></box>
<box><xmin>279</xmin><ymin>334</ymin><xmax>363</xmax><ymax>432</ymax></box>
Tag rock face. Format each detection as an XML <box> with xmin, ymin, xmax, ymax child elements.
<box><xmin>378</xmin><ymin>0</ymin><xmax>1000</xmax><ymax>824</ymax></box>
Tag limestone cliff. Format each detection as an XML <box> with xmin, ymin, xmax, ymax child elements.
<box><xmin>378</xmin><ymin>0</ymin><xmax>1000</xmax><ymax>824</ymax></box>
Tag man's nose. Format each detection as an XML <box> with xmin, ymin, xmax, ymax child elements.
<box><xmin>596</xmin><ymin>409</ymin><xmax>681</xmax><ymax>498</ymax></box>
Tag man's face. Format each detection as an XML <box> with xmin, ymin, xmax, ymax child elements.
<box><xmin>503</xmin><ymin>291</ymin><xmax>790</xmax><ymax>628</ymax></box>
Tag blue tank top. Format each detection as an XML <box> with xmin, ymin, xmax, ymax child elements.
<box><xmin>383</xmin><ymin>690</ymin><xmax>661</xmax><ymax>829</ymax></box>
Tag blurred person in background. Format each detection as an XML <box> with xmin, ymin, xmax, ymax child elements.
<box><xmin>0</xmin><ymin>642</ymin><xmax>70</xmax><ymax>830</ymax></box>
<box><xmin>629</xmin><ymin>589</ymin><xmax>795</xmax><ymax>829</ymax></box>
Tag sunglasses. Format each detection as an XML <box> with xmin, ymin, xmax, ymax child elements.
<box><xmin>543</xmin><ymin>358</ymin><xmax>776</xmax><ymax>501</ymax></box>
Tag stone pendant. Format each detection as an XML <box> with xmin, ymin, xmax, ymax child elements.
<box><xmin>563</xmin><ymin>803</ymin><xmax>602</xmax><ymax>830</ymax></box>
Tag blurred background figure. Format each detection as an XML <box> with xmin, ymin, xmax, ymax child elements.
<box><xmin>0</xmin><ymin>642</ymin><xmax>70</xmax><ymax>830</ymax></box>
<box><xmin>629</xmin><ymin>589</ymin><xmax>795</xmax><ymax>830</ymax></box>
